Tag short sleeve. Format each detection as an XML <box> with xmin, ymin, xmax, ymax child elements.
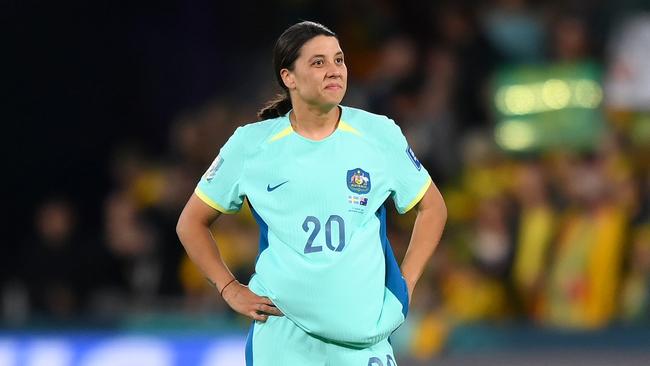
<box><xmin>384</xmin><ymin>119</ymin><xmax>432</xmax><ymax>214</ymax></box>
<box><xmin>194</xmin><ymin>127</ymin><xmax>247</xmax><ymax>214</ymax></box>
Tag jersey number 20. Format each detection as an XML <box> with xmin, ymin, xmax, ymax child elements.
<box><xmin>302</xmin><ymin>215</ymin><xmax>345</xmax><ymax>254</ymax></box>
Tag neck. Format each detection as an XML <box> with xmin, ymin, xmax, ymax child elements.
<box><xmin>290</xmin><ymin>103</ymin><xmax>340</xmax><ymax>141</ymax></box>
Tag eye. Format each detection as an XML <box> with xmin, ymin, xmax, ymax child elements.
<box><xmin>312</xmin><ymin>59</ymin><xmax>324</xmax><ymax>66</ymax></box>
<box><xmin>335</xmin><ymin>57</ymin><xmax>344</xmax><ymax>64</ymax></box>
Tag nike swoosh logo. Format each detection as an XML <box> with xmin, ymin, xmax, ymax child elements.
<box><xmin>267</xmin><ymin>180</ymin><xmax>289</xmax><ymax>192</ymax></box>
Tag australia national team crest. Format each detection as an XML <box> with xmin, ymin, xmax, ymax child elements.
<box><xmin>347</xmin><ymin>168</ymin><xmax>371</xmax><ymax>194</ymax></box>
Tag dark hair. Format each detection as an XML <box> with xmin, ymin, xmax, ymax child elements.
<box><xmin>257</xmin><ymin>21</ymin><xmax>337</xmax><ymax>120</ymax></box>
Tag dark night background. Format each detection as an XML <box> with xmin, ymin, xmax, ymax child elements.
<box><xmin>5</xmin><ymin>0</ymin><xmax>433</xmax><ymax>239</ymax></box>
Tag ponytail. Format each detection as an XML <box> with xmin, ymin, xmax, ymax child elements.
<box><xmin>257</xmin><ymin>93</ymin><xmax>292</xmax><ymax>120</ymax></box>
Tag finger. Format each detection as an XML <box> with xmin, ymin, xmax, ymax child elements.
<box><xmin>257</xmin><ymin>298</ymin><xmax>284</xmax><ymax>316</ymax></box>
<box><xmin>259</xmin><ymin>304</ymin><xmax>284</xmax><ymax>316</ymax></box>
<box><xmin>250</xmin><ymin>311</ymin><xmax>268</xmax><ymax>322</ymax></box>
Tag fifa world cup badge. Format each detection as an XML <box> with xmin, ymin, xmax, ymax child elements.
<box><xmin>204</xmin><ymin>154</ymin><xmax>223</xmax><ymax>182</ymax></box>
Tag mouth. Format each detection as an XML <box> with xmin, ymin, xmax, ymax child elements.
<box><xmin>324</xmin><ymin>83</ymin><xmax>342</xmax><ymax>90</ymax></box>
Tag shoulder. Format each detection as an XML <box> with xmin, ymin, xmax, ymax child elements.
<box><xmin>225</xmin><ymin>116</ymin><xmax>289</xmax><ymax>151</ymax></box>
<box><xmin>340</xmin><ymin>105</ymin><xmax>403</xmax><ymax>141</ymax></box>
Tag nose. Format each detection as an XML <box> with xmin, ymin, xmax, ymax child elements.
<box><xmin>327</xmin><ymin>70</ymin><xmax>341</xmax><ymax>79</ymax></box>
<box><xmin>327</xmin><ymin>64</ymin><xmax>341</xmax><ymax>78</ymax></box>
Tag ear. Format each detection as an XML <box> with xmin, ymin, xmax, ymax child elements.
<box><xmin>280</xmin><ymin>68</ymin><xmax>296</xmax><ymax>90</ymax></box>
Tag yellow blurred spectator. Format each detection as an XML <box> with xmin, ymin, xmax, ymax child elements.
<box><xmin>620</xmin><ymin>225</ymin><xmax>650</xmax><ymax>322</ymax></box>
<box><xmin>541</xmin><ymin>176</ymin><xmax>628</xmax><ymax>329</ymax></box>
<box><xmin>441</xmin><ymin>266</ymin><xmax>509</xmax><ymax>322</ymax></box>
<box><xmin>511</xmin><ymin>163</ymin><xmax>556</xmax><ymax>316</ymax></box>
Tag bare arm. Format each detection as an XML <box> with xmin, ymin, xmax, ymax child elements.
<box><xmin>176</xmin><ymin>193</ymin><xmax>282</xmax><ymax>321</ymax></box>
<box><xmin>401</xmin><ymin>183</ymin><xmax>447</xmax><ymax>302</ymax></box>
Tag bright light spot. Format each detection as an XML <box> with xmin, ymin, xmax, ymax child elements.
<box><xmin>574</xmin><ymin>79</ymin><xmax>603</xmax><ymax>108</ymax></box>
<box><xmin>0</xmin><ymin>340</ymin><xmax>17</xmax><ymax>366</ymax></box>
<box><xmin>80</xmin><ymin>337</ymin><xmax>173</xmax><ymax>366</ymax></box>
<box><xmin>504</xmin><ymin>85</ymin><xmax>536</xmax><ymax>115</ymax></box>
<box><xmin>26</xmin><ymin>340</ymin><xmax>73</xmax><ymax>366</ymax></box>
<box><xmin>201</xmin><ymin>339</ymin><xmax>246</xmax><ymax>366</ymax></box>
<box><xmin>542</xmin><ymin>79</ymin><xmax>571</xmax><ymax>109</ymax></box>
<box><xmin>495</xmin><ymin>87</ymin><xmax>509</xmax><ymax>115</ymax></box>
<box><xmin>495</xmin><ymin>120</ymin><xmax>537</xmax><ymax>151</ymax></box>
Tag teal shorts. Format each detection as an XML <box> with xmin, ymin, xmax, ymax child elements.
<box><xmin>245</xmin><ymin>315</ymin><xmax>398</xmax><ymax>366</ymax></box>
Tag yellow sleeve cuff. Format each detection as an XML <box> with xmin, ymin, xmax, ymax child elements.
<box><xmin>194</xmin><ymin>187</ymin><xmax>239</xmax><ymax>214</ymax></box>
<box><xmin>400</xmin><ymin>177</ymin><xmax>432</xmax><ymax>214</ymax></box>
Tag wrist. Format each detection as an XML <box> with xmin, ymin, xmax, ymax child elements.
<box><xmin>219</xmin><ymin>278</ymin><xmax>238</xmax><ymax>298</ymax></box>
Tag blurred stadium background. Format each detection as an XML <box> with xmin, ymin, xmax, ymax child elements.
<box><xmin>5</xmin><ymin>0</ymin><xmax>650</xmax><ymax>365</ymax></box>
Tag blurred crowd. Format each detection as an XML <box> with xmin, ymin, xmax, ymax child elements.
<box><xmin>4</xmin><ymin>0</ymin><xmax>650</xmax><ymax>359</ymax></box>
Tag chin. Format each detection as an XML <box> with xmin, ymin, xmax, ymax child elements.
<box><xmin>322</xmin><ymin>93</ymin><xmax>345</xmax><ymax>107</ymax></box>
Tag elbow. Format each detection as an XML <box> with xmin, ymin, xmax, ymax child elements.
<box><xmin>440</xmin><ymin>203</ymin><xmax>448</xmax><ymax>225</ymax></box>
<box><xmin>176</xmin><ymin>213</ymin><xmax>189</xmax><ymax>242</ymax></box>
<box><xmin>439</xmin><ymin>195</ymin><xmax>448</xmax><ymax>222</ymax></box>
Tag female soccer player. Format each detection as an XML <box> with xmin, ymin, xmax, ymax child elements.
<box><xmin>176</xmin><ymin>21</ymin><xmax>447</xmax><ymax>365</ymax></box>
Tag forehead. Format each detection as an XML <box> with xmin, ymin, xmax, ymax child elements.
<box><xmin>299</xmin><ymin>35</ymin><xmax>342</xmax><ymax>58</ymax></box>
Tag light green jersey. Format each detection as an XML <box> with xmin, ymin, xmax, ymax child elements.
<box><xmin>196</xmin><ymin>106</ymin><xmax>431</xmax><ymax>347</ymax></box>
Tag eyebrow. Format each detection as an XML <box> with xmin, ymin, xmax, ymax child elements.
<box><xmin>309</xmin><ymin>51</ymin><xmax>344</xmax><ymax>60</ymax></box>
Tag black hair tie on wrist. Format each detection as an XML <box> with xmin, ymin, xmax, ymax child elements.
<box><xmin>220</xmin><ymin>278</ymin><xmax>237</xmax><ymax>297</ymax></box>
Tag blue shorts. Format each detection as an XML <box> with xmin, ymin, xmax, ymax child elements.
<box><xmin>245</xmin><ymin>315</ymin><xmax>398</xmax><ymax>366</ymax></box>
